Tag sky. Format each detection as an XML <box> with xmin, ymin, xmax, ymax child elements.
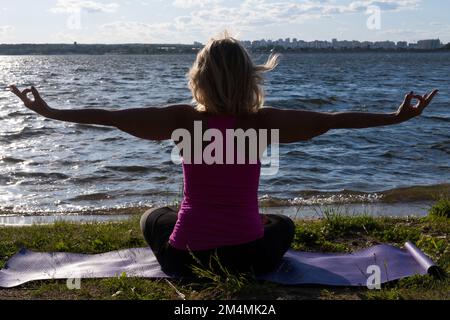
<box><xmin>0</xmin><ymin>0</ymin><xmax>449</xmax><ymax>44</ymax></box>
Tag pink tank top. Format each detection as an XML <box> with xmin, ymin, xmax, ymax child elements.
<box><xmin>169</xmin><ymin>116</ymin><xmax>264</xmax><ymax>251</ymax></box>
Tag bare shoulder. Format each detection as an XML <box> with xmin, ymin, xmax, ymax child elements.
<box><xmin>162</xmin><ymin>103</ymin><xmax>196</xmax><ymax>113</ymax></box>
<box><xmin>164</xmin><ymin>104</ymin><xmax>209</xmax><ymax>128</ymax></box>
<box><xmin>255</xmin><ymin>106</ymin><xmax>282</xmax><ymax>129</ymax></box>
<box><xmin>257</xmin><ymin>106</ymin><xmax>285</xmax><ymax>118</ymax></box>
<box><xmin>163</xmin><ymin>103</ymin><xmax>197</xmax><ymax>118</ymax></box>
<box><xmin>258</xmin><ymin>106</ymin><xmax>278</xmax><ymax>115</ymax></box>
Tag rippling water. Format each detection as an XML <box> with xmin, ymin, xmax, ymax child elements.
<box><xmin>0</xmin><ymin>53</ymin><xmax>449</xmax><ymax>214</ymax></box>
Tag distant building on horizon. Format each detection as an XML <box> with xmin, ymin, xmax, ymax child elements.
<box><xmin>238</xmin><ymin>37</ymin><xmax>445</xmax><ymax>51</ymax></box>
<box><xmin>397</xmin><ymin>41</ymin><xmax>408</xmax><ymax>49</ymax></box>
<box><xmin>416</xmin><ymin>39</ymin><xmax>442</xmax><ymax>50</ymax></box>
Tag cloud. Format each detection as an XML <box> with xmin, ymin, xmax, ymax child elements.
<box><xmin>348</xmin><ymin>0</ymin><xmax>420</xmax><ymax>12</ymax></box>
<box><xmin>98</xmin><ymin>21</ymin><xmax>175</xmax><ymax>43</ymax></box>
<box><xmin>377</xmin><ymin>24</ymin><xmax>450</xmax><ymax>41</ymax></box>
<box><xmin>172</xmin><ymin>0</ymin><xmax>220</xmax><ymax>8</ymax></box>
<box><xmin>51</xmin><ymin>0</ymin><xmax>119</xmax><ymax>14</ymax></box>
<box><xmin>0</xmin><ymin>25</ymin><xmax>15</xmax><ymax>42</ymax></box>
<box><xmin>168</xmin><ymin>0</ymin><xmax>422</xmax><ymax>32</ymax></box>
<box><xmin>52</xmin><ymin>0</ymin><xmax>424</xmax><ymax>43</ymax></box>
<box><xmin>0</xmin><ymin>25</ymin><xmax>14</xmax><ymax>35</ymax></box>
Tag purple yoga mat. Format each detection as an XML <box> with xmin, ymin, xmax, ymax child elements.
<box><xmin>0</xmin><ymin>242</ymin><xmax>437</xmax><ymax>288</ymax></box>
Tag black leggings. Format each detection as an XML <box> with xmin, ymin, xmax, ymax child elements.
<box><xmin>140</xmin><ymin>207</ymin><xmax>295</xmax><ymax>277</ymax></box>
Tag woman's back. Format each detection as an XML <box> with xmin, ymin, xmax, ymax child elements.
<box><xmin>169</xmin><ymin>115</ymin><xmax>265</xmax><ymax>251</ymax></box>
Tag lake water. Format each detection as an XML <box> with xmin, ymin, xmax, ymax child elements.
<box><xmin>0</xmin><ymin>52</ymin><xmax>449</xmax><ymax>215</ymax></box>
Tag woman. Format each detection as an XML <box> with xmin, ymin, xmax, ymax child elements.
<box><xmin>10</xmin><ymin>33</ymin><xmax>438</xmax><ymax>277</ymax></box>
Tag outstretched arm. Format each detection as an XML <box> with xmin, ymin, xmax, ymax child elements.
<box><xmin>9</xmin><ymin>85</ymin><xmax>192</xmax><ymax>141</ymax></box>
<box><xmin>260</xmin><ymin>90</ymin><xmax>439</xmax><ymax>143</ymax></box>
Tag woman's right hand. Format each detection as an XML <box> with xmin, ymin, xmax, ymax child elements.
<box><xmin>10</xmin><ymin>85</ymin><xmax>54</xmax><ymax>118</ymax></box>
<box><xmin>395</xmin><ymin>89</ymin><xmax>439</xmax><ymax>123</ymax></box>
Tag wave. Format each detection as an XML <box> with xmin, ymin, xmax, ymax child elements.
<box><xmin>258</xmin><ymin>183</ymin><xmax>450</xmax><ymax>207</ymax></box>
<box><xmin>5</xmin><ymin>110</ymin><xmax>30</xmax><ymax>118</ymax></box>
<box><xmin>104</xmin><ymin>165</ymin><xmax>154</xmax><ymax>173</ymax></box>
<box><xmin>295</xmin><ymin>96</ymin><xmax>340</xmax><ymax>106</ymax></box>
<box><xmin>13</xmin><ymin>171</ymin><xmax>70</xmax><ymax>180</ymax></box>
<box><xmin>69</xmin><ymin>193</ymin><xmax>112</xmax><ymax>201</ymax></box>
<box><xmin>266</xmin><ymin>96</ymin><xmax>341</xmax><ymax>109</ymax></box>
<box><xmin>1</xmin><ymin>183</ymin><xmax>447</xmax><ymax>216</ymax></box>
<box><xmin>68</xmin><ymin>175</ymin><xmax>108</xmax><ymax>184</ymax></box>
<box><xmin>74</xmin><ymin>124</ymin><xmax>115</xmax><ymax>132</ymax></box>
<box><xmin>259</xmin><ymin>192</ymin><xmax>382</xmax><ymax>207</ymax></box>
<box><xmin>381</xmin><ymin>184</ymin><xmax>450</xmax><ymax>203</ymax></box>
<box><xmin>0</xmin><ymin>156</ymin><xmax>25</xmax><ymax>164</ymax></box>
<box><xmin>75</xmin><ymin>67</ymin><xmax>89</xmax><ymax>73</ymax></box>
<box><xmin>98</xmin><ymin>137</ymin><xmax>127</xmax><ymax>142</ymax></box>
<box><xmin>424</xmin><ymin>115</ymin><xmax>450</xmax><ymax>123</ymax></box>
<box><xmin>0</xmin><ymin>127</ymin><xmax>54</xmax><ymax>142</ymax></box>
<box><xmin>430</xmin><ymin>141</ymin><xmax>450</xmax><ymax>154</ymax></box>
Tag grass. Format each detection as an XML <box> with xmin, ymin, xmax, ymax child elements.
<box><xmin>0</xmin><ymin>201</ymin><xmax>448</xmax><ymax>300</ymax></box>
<box><xmin>428</xmin><ymin>198</ymin><xmax>450</xmax><ymax>218</ymax></box>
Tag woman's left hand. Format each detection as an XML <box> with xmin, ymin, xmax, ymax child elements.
<box><xmin>10</xmin><ymin>85</ymin><xmax>54</xmax><ymax>118</ymax></box>
<box><xmin>395</xmin><ymin>89</ymin><xmax>439</xmax><ymax>123</ymax></box>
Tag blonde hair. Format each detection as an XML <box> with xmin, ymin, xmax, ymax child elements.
<box><xmin>188</xmin><ymin>31</ymin><xmax>280</xmax><ymax>116</ymax></box>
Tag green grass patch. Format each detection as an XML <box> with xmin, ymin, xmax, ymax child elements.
<box><xmin>428</xmin><ymin>198</ymin><xmax>450</xmax><ymax>219</ymax></box>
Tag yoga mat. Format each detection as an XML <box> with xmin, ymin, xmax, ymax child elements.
<box><xmin>0</xmin><ymin>241</ymin><xmax>438</xmax><ymax>288</ymax></box>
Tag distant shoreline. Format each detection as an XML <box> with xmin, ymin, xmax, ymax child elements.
<box><xmin>1</xmin><ymin>43</ymin><xmax>449</xmax><ymax>56</ymax></box>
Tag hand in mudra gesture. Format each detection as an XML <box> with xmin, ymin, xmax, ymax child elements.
<box><xmin>396</xmin><ymin>89</ymin><xmax>439</xmax><ymax>122</ymax></box>
<box><xmin>9</xmin><ymin>85</ymin><xmax>53</xmax><ymax>118</ymax></box>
